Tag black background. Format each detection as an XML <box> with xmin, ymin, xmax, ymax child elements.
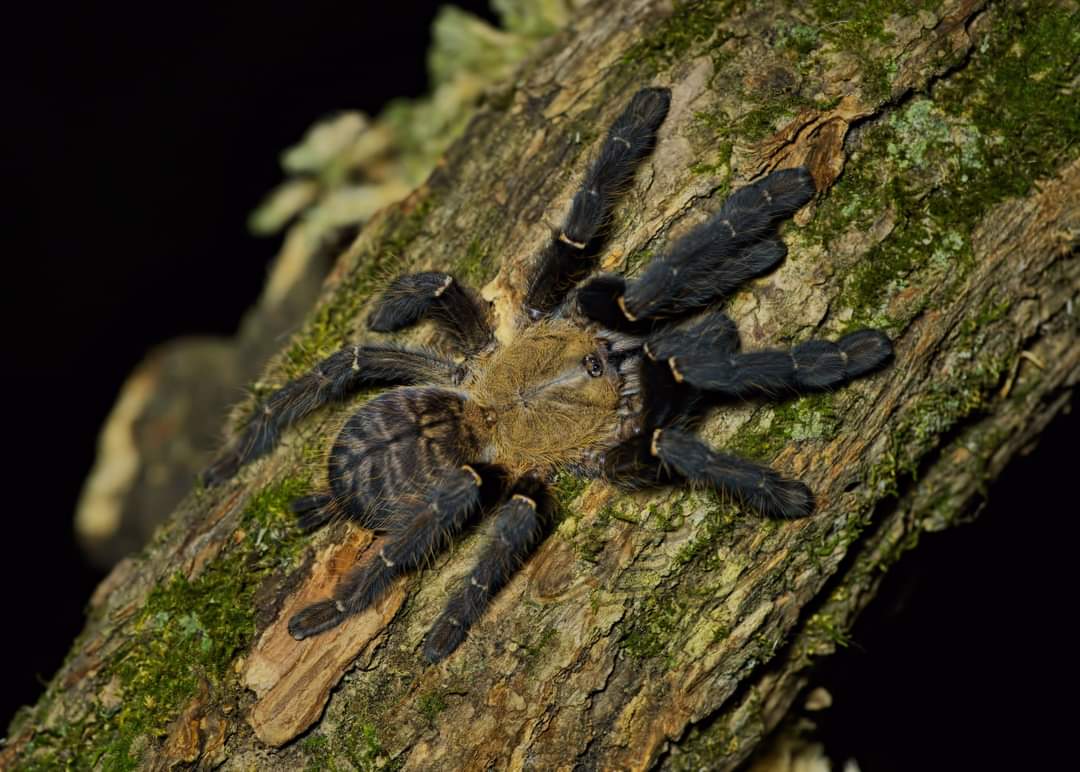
<box><xmin>3</xmin><ymin>3</ymin><xmax>1073</xmax><ymax>768</ymax></box>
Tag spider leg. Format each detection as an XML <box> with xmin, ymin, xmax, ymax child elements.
<box><xmin>368</xmin><ymin>272</ymin><xmax>493</xmax><ymax>353</ymax></box>
<box><xmin>641</xmin><ymin>312</ymin><xmax>738</xmax><ymax>425</ymax></box>
<box><xmin>422</xmin><ymin>476</ymin><xmax>550</xmax><ymax>663</ymax></box>
<box><xmin>578</xmin><ymin>168</ymin><xmax>815</xmax><ymax>327</ymax></box>
<box><xmin>651</xmin><ymin>428</ymin><xmax>814</xmax><ymax>519</ymax></box>
<box><xmin>288</xmin><ymin>464</ymin><xmax>485</xmax><ymax>639</ymax></box>
<box><xmin>662</xmin><ymin>329</ymin><xmax>893</xmax><ymax>398</ymax></box>
<box><xmin>202</xmin><ymin>345</ymin><xmax>461</xmax><ymax>486</ymax></box>
<box><xmin>291</xmin><ymin>493</ymin><xmax>336</xmax><ymax>532</ymax></box>
<box><xmin>525</xmin><ymin>87</ymin><xmax>671</xmax><ymax>313</ymax></box>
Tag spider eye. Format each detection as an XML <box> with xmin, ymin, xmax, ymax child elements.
<box><xmin>583</xmin><ymin>353</ymin><xmax>604</xmax><ymax>378</ymax></box>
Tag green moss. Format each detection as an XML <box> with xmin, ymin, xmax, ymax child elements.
<box><xmin>937</xmin><ymin>2</ymin><xmax>1080</xmax><ymax>199</ymax></box>
<box><xmin>807</xmin><ymin>99</ymin><xmax>985</xmax><ymax>330</ymax></box>
<box><xmin>522</xmin><ymin>626</ymin><xmax>559</xmax><ymax>664</ymax></box>
<box><xmin>621</xmin><ymin>1</ymin><xmax>736</xmax><ymax>72</ymax></box>
<box><xmin>574</xmin><ymin>505</ymin><xmax>612</xmax><ymax>563</ymax></box>
<box><xmin>301</xmin><ymin>734</ymin><xmax>333</xmax><ymax>772</ymax></box>
<box><xmin>775</xmin><ymin>22</ymin><xmax>821</xmax><ymax>56</ymax></box>
<box><xmin>814</xmin><ymin>1</ymin><xmax>1079</xmax><ymax>333</ymax></box>
<box><xmin>807</xmin><ymin>0</ymin><xmax>939</xmax><ymax>103</ymax></box>
<box><xmin>18</xmin><ymin>477</ymin><xmax>309</xmax><ymax>768</ymax></box>
<box><xmin>727</xmin><ymin>393</ymin><xmax>841</xmax><ymax>464</ymax></box>
<box><xmin>736</xmin><ymin>95</ymin><xmax>815</xmax><ymax>142</ymax></box>
<box><xmin>550</xmin><ymin>470</ymin><xmax>589</xmax><ymax>524</ymax></box>
<box><xmin>805</xmin><ymin>610</ymin><xmax>853</xmax><ymax>650</ymax></box>
<box><xmin>417</xmin><ymin>691</ymin><xmax>448</xmax><ymax>724</ymax></box>
<box><xmin>299</xmin><ymin>722</ymin><xmax>398</xmax><ymax>772</ymax></box>
<box><xmin>456</xmin><ymin>236</ymin><xmax>495</xmax><ymax>287</ymax></box>
<box><xmin>673</xmin><ymin>495</ymin><xmax>740</xmax><ymax>569</ymax></box>
<box><xmin>620</xmin><ymin>593</ymin><xmax>688</xmax><ymax>662</ymax></box>
<box><xmin>864</xmin><ymin>327</ymin><xmax>1009</xmax><ymax>505</ymax></box>
<box><xmin>648</xmin><ymin>495</ymin><xmax>686</xmax><ymax>532</ymax></box>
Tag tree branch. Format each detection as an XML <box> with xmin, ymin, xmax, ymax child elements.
<box><xmin>7</xmin><ymin>0</ymin><xmax>1077</xmax><ymax>768</ymax></box>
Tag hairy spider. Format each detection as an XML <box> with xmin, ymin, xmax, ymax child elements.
<box><xmin>203</xmin><ymin>87</ymin><xmax>892</xmax><ymax>663</ymax></box>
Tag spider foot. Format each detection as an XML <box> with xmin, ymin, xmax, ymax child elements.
<box><xmin>291</xmin><ymin>493</ymin><xmax>335</xmax><ymax>532</ymax></box>
<box><xmin>836</xmin><ymin>329</ymin><xmax>893</xmax><ymax>379</ymax></box>
<box><xmin>289</xmin><ymin>599</ymin><xmax>346</xmax><ymax>640</ymax></box>
<box><xmin>368</xmin><ymin>272</ymin><xmax>492</xmax><ymax>352</ymax></box>
<box><xmin>200</xmin><ymin>452</ymin><xmax>242</xmax><ymax>488</ymax></box>
<box><xmin>423</xmin><ymin>613</ymin><xmax>468</xmax><ymax>664</ymax></box>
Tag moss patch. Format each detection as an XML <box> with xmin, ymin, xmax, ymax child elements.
<box><xmin>17</xmin><ymin>477</ymin><xmax>309</xmax><ymax>769</ymax></box>
<box><xmin>621</xmin><ymin>1</ymin><xmax>736</xmax><ymax>73</ymax></box>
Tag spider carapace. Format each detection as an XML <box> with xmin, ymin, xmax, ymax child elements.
<box><xmin>204</xmin><ymin>87</ymin><xmax>893</xmax><ymax>663</ymax></box>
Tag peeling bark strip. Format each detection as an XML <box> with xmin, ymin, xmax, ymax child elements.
<box><xmin>6</xmin><ymin>0</ymin><xmax>1078</xmax><ymax>769</ymax></box>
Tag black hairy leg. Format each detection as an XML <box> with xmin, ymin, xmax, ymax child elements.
<box><xmin>651</xmin><ymin>428</ymin><xmax>814</xmax><ymax>519</ymax></box>
<box><xmin>368</xmin><ymin>271</ymin><xmax>493</xmax><ymax>353</ymax></box>
<box><xmin>525</xmin><ymin>87</ymin><xmax>671</xmax><ymax>313</ymax></box>
<box><xmin>290</xmin><ymin>493</ymin><xmax>336</xmax><ymax>532</ymax></box>
<box><xmin>664</xmin><ymin>329</ymin><xmax>893</xmax><ymax>398</ymax></box>
<box><xmin>422</xmin><ymin>477</ymin><xmax>550</xmax><ymax>663</ymax></box>
<box><xmin>577</xmin><ymin>168</ymin><xmax>815</xmax><ymax>328</ymax></box>
<box><xmin>643</xmin><ymin>312</ymin><xmax>740</xmax><ymax>363</ymax></box>
<box><xmin>201</xmin><ymin>345</ymin><xmax>462</xmax><ymax>486</ymax></box>
<box><xmin>288</xmin><ymin>464</ymin><xmax>484</xmax><ymax>640</ymax></box>
<box><xmin>640</xmin><ymin>312</ymin><xmax>739</xmax><ymax>425</ymax></box>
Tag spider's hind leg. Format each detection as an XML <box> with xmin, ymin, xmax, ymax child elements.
<box><xmin>202</xmin><ymin>344</ymin><xmax>461</xmax><ymax>486</ymax></box>
<box><xmin>423</xmin><ymin>475</ymin><xmax>550</xmax><ymax>663</ymax></box>
<box><xmin>290</xmin><ymin>493</ymin><xmax>336</xmax><ymax>532</ymax></box>
<box><xmin>288</xmin><ymin>464</ymin><xmax>485</xmax><ymax>639</ymax></box>
<box><xmin>652</xmin><ymin>428</ymin><xmax>814</xmax><ymax>519</ymax></box>
<box><xmin>368</xmin><ymin>272</ymin><xmax>493</xmax><ymax>353</ymax></box>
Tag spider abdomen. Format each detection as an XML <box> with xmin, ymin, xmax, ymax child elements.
<box><xmin>327</xmin><ymin>387</ymin><xmax>478</xmax><ymax>529</ymax></box>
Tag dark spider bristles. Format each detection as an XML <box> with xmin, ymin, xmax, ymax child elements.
<box><xmin>203</xmin><ymin>86</ymin><xmax>893</xmax><ymax>663</ymax></box>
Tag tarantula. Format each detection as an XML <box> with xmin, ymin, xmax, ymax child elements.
<box><xmin>203</xmin><ymin>87</ymin><xmax>892</xmax><ymax>663</ymax></box>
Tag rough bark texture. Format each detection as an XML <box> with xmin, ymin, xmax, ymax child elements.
<box><xmin>7</xmin><ymin>0</ymin><xmax>1078</xmax><ymax>769</ymax></box>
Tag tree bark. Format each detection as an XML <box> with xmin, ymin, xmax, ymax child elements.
<box><xmin>7</xmin><ymin>0</ymin><xmax>1078</xmax><ymax>769</ymax></box>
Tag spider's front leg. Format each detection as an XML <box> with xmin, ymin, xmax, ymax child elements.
<box><xmin>525</xmin><ymin>86</ymin><xmax>671</xmax><ymax>314</ymax></box>
<box><xmin>422</xmin><ymin>475</ymin><xmax>551</xmax><ymax>663</ymax></box>
<box><xmin>650</xmin><ymin>326</ymin><xmax>893</xmax><ymax>398</ymax></box>
<box><xmin>201</xmin><ymin>344</ymin><xmax>460</xmax><ymax>486</ymax></box>
<box><xmin>606</xmin><ymin>317</ymin><xmax>893</xmax><ymax>517</ymax></box>
<box><xmin>578</xmin><ymin>168</ymin><xmax>815</xmax><ymax>329</ymax></box>
<box><xmin>289</xmin><ymin>464</ymin><xmax>486</xmax><ymax>639</ymax></box>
